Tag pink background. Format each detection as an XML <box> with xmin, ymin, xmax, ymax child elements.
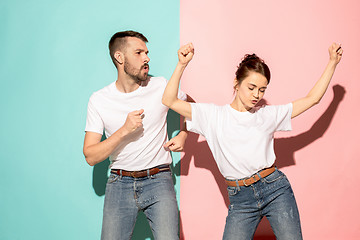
<box><xmin>179</xmin><ymin>0</ymin><xmax>360</xmax><ymax>239</ymax></box>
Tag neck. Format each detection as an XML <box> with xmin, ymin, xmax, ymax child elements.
<box><xmin>115</xmin><ymin>71</ymin><xmax>141</xmax><ymax>93</ymax></box>
<box><xmin>230</xmin><ymin>98</ymin><xmax>250</xmax><ymax>112</ymax></box>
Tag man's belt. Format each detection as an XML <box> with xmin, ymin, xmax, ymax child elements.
<box><xmin>111</xmin><ymin>165</ymin><xmax>170</xmax><ymax>178</ymax></box>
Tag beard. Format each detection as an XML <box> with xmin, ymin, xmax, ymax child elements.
<box><xmin>124</xmin><ymin>62</ymin><xmax>149</xmax><ymax>82</ymax></box>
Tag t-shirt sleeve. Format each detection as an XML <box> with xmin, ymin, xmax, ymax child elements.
<box><xmin>274</xmin><ymin>103</ymin><xmax>293</xmax><ymax>131</ymax></box>
<box><xmin>177</xmin><ymin>89</ymin><xmax>187</xmax><ymax>101</ymax></box>
<box><xmin>186</xmin><ymin>103</ymin><xmax>215</xmax><ymax>136</ymax></box>
<box><xmin>85</xmin><ymin>96</ymin><xmax>104</xmax><ymax>134</ymax></box>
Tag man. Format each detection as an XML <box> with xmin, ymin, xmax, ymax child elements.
<box><xmin>83</xmin><ymin>31</ymin><xmax>190</xmax><ymax>240</ymax></box>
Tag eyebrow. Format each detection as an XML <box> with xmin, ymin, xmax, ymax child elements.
<box><xmin>248</xmin><ymin>83</ymin><xmax>267</xmax><ymax>89</ymax></box>
<box><xmin>135</xmin><ymin>48</ymin><xmax>149</xmax><ymax>54</ymax></box>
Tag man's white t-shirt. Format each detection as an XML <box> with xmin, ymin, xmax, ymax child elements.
<box><xmin>186</xmin><ymin>103</ymin><xmax>293</xmax><ymax>179</ymax></box>
<box><xmin>85</xmin><ymin>77</ymin><xmax>187</xmax><ymax>171</ymax></box>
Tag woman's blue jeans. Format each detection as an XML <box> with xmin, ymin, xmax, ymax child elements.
<box><xmin>223</xmin><ymin>169</ymin><xmax>303</xmax><ymax>240</ymax></box>
<box><xmin>101</xmin><ymin>171</ymin><xmax>179</xmax><ymax>240</ymax></box>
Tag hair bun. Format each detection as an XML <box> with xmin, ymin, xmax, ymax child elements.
<box><xmin>239</xmin><ymin>53</ymin><xmax>265</xmax><ymax>67</ymax></box>
<box><xmin>243</xmin><ymin>53</ymin><xmax>261</xmax><ymax>62</ymax></box>
<box><xmin>235</xmin><ymin>53</ymin><xmax>271</xmax><ymax>85</ymax></box>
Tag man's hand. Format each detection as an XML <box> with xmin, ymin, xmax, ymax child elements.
<box><xmin>163</xmin><ymin>131</ymin><xmax>188</xmax><ymax>152</ymax></box>
<box><xmin>122</xmin><ymin>109</ymin><xmax>144</xmax><ymax>134</ymax></box>
<box><xmin>178</xmin><ymin>43</ymin><xmax>194</xmax><ymax>66</ymax></box>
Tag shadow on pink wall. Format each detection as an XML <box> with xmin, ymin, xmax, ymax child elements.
<box><xmin>274</xmin><ymin>85</ymin><xmax>345</xmax><ymax>169</ymax></box>
<box><xmin>176</xmin><ymin>85</ymin><xmax>345</xmax><ymax>238</ymax></box>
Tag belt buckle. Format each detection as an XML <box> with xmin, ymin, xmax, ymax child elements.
<box><xmin>253</xmin><ymin>175</ymin><xmax>258</xmax><ymax>183</ymax></box>
<box><xmin>243</xmin><ymin>175</ymin><xmax>257</xmax><ymax>187</ymax></box>
<box><xmin>130</xmin><ymin>171</ymin><xmax>138</xmax><ymax>178</ymax></box>
<box><xmin>243</xmin><ymin>178</ymin><xmax>249</xmax><ymax>187</ymax></box>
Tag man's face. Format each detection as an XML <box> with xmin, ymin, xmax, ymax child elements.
<box><xmin>122</xmin><ymin>37</ymin><xmax>150</xmax><ymax>82</ymax></box>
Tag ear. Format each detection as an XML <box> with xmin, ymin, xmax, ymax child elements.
<box><xmin>114</xmin><ymin>51</ymin><xmax>124</xmax><ymax>64</ymax></box>
<box><xmin>233</xmin><ymin>78</ymin><xmax>239</xmax><ymax>90</ymax></box>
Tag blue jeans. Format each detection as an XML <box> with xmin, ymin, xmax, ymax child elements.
<box><xmin>101</xmin><ymin>171</ymin><xmax>179</xmax><ymax>240</ymax></box>
<box><xmin>223</xmin><ymin>169</ymin><xmax>303</xmax><ymax>240</ymax></box>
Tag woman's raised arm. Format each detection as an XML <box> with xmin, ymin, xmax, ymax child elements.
<box><xmin>162</xmin><ymin>43</ymin><xmax>194</xmax><ymax>119</ymax></box>
<box><xmin>292</xmin><ymin>43</ymin><xmax>343</xmax><ymax>118</ymax></box>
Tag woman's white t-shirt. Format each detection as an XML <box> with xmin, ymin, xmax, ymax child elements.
<box><xmin>186</xmin><ymin>103</ymin><xmax>293</xmax><ymax>179</ymax></box>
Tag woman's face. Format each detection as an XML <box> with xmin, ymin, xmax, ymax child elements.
<box><xmin>235</xmin><ymin>71</ymin><xmax>268</xmax><ymax>111</ymax></box>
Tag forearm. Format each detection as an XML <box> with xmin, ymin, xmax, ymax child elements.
<box><xmin>83</xmin><ymin>127</ymin><xmax>129</xmax><ymax>166</ymax></box>
<box><xmin>162</xmin><ymin>62</ymin><xmax>187</xmax><ymax>107</ymax></box>
<box><xmin>177</xmin><ymin>115</ymin><xmax>188</xmax><ymax>138</ymax></box>
<box><xmin>292</xmin><ymin>60</ymin><xmax>338</xmax><ymax>118</ymax></box>
<box><xmin>306</xmin><ymin>60</ymin><xmax>338</xmax><ymax>104</ymax></box>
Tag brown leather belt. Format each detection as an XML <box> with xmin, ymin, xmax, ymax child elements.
<box><xmin>225</xmin><ymin>166</ymin><xmax>276</xmax><ymax>187</ymax></box>
<box><xmin>111</xmin><ymin>165</ymin><xmax>170</xmax><ymax>178</ymax></box>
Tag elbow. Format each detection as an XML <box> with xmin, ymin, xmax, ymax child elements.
<box><xmin>83</xmin><ymin>149</ymin><xmax>96</xmax><ymax>166</ymax></box>
<box><xmin>161</xmin><ymin>98</ymin><xmax>167</xmax><ymax>106</ymax></box>
<box><xmin>307</xmin><ymin>95</ymin><xmax>322</xmax><ymax>106</ymax></box>
<box><xmin>162</xmin><ymin>97</ymin><xmax>171</xmax><ymax>108</ymax></box>
<box><xmin>86</xmin><ymin>158</ymin><xmax>96</xmax><ymax>166</ymax></box>
<box><xmin>312</xmin><ymin>97</ymin><xmax>322</xmax><ymax>106</ymax></box>
<box><xmin>313</xmin><ymin>100</ymin><xmax>320</xmax><ymax>106</ymax></box>
<box><xmin>84</xmin><ymin>155</ymin><xmax>95</xmax><ymax>166</ymax></box>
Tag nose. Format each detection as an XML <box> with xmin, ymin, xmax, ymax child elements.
<box><xmin>253</xmin><ymin>90</ymin><xmax>259</xmax><ymax>99</ymax></box>
<box><xmin>144</xmin><ymin>54</ymin><xmax>150</xmax><ymax>63</ymax></box>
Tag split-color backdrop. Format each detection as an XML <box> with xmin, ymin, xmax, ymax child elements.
<box><xmin>1</xmin><ymin>0</ymin><xmax>360</xmax><ymax>239</ymax></box>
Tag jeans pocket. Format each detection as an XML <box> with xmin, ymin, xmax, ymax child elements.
<box><xmin>263</xmin><ymin>169</ymin><xmax>284</xmax><ymax>184</ymax></box>
<box><xmin>227</xmin><ymin>186</ymin><xmax>239</xmax><ymax>196</ymax></box>
<box><xmin>107</xmin><ymin>174</ymin><xmax>119</xmax><ymax>184</ymax></box>
<box><xmin>151</xmin><ymin>170</ymin><xmax>172</xmax><ymax>179</ymax></box>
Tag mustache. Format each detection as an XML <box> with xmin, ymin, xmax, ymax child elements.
<box><xmin>141</xmin><ymin>63</ymin><xmax>149</xmax><ymax>69</ymax></box>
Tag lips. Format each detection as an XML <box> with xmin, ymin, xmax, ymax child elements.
<box><xmin>142</xmin><ymin>64</ymin><xmax>149</xmax><ymax>71</ymax></box>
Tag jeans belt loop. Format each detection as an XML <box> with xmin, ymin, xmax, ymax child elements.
<box><xmin>235</xmin><ymin>179</ymin><xmax>240</xmax><ymax>190</ymax></box>
<box><xmin>120</xmin><ymin>169</ymin><xmax>123</xmax><ymax>179</ymax></box>
<box><xmin>256</xmin><ymin>172</ymin><xmax>262</xmax><ymax>182</ymax></box>
<box><xmin>147</xmin><ymin>169</ymin><xmax>150</xmax><ymax>178</ymax></box>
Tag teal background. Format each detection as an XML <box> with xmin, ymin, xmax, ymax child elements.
<box><xmin>0</xmin><ymin>0</ymin><xmax>180</xmax><ymax>239</ymax></box>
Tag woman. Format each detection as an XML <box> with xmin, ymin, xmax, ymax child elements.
<box><xmin>162</xmin><ymin>43</ymin><xmax>342</xmax><ymax>239</ymax></box>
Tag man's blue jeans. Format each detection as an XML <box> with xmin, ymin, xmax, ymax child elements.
<box><xmin>223</xmin><ymin>169</ymin><xmax>303</xmax><ymax>240</ymax></box>
<box><xmin>101</xmin><ymin>171</ymin><xmax>179</xmax><ymax>240</ymax></box>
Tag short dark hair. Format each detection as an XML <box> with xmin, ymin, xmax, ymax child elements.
<box><xmin>108</xmin><ymin>30</ymin><xmax>148</xmax><ymax>67</ymax></box>
<box><xmin>234</xmin><ymin>54</ymin><xmax>271</xmax><ymax>89</ymax></box>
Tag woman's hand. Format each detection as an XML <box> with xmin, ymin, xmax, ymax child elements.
<box><xmin>178</xmin><ymin>43</ymin><xmax>194</xmax><ymax>66</ymax></box>
<box><xmin>329</xmin><ymin>43</ymin><xmax>343</xmax><ymax>65</ymax></box>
